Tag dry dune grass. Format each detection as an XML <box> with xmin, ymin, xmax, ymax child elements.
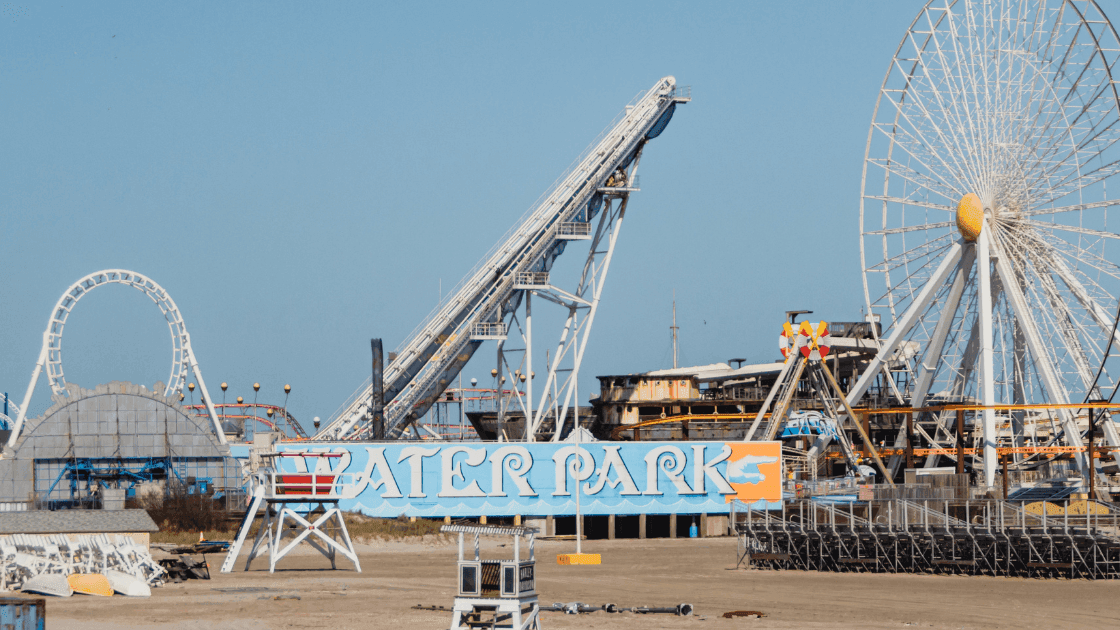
<box><xmin>151</xmin><ymin>511</ymin><xmax>445</xmax><ymax>545</ymax></box>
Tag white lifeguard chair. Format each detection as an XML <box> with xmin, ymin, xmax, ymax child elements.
<box><xmin>442</xmin><ymin>523</ymin><xmax>540</xmax><ymax>630</ymax></box>
<box><xmin>219</xmin><ymin>453</ymin><xmax>361</xmax><ymax>574</ymax></box>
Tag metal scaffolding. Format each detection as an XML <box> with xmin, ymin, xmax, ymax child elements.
<box><xmin>733</xmin><ymin>499</ymin><xmax>1120</xmax><ymax>580</ymax></box>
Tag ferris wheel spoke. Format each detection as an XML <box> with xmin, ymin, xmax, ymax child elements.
<box><xmin>1033</xmin><ymin>269</ymin><xmax>1100</xmax><ymax>390</ymax></box>
<box><xmin>867</xmin><ymin>157</ymin><xmax>961</xmax><ymax>201</ymax></box>
<box><xmin>1017</xmin><ymin>218</ymin><xmax>1120</xmax><ymax>241</ymax></box>
<box><xmin>892</xmin><ymin>33</ymin><xmax>984</xmax><ymax>187</ymax></box>
<box><xmin>868</xmin><ymin>233</ymin><xmax>956</xmax><ymax>272</ymax></box>
<box><xmin>1036</xmin><ymin>232</ymin><xmax>1120</xmax><ymax>284</ymax></box>
<box><xmin>1030</xmin><ymin>225</ymin><xmax>1120</xmax><ymax>279</ymax></box>
<box><xmin>1031</xmin><ymin>234</ymin><xmax>1120</xmax><ymax>357</ymax></box>
<box><xmin>940</xmin><ymin>7</ymin><xmax>990</xmax><ymax>189</ymax></box>
<box><xmin>863</xmin><ymin>196</ymin><xmax>952</xmax><ymax>213</ymax></box>
<box><xmin>1031</xmin><ymin>149</ymin><xmax>1120</xmax><ymax>204</ymax></box>
<box><xmin>865</xmin><ymin>220</ymin><xmax>954</xmax><ymax>236</ymax></box>
<box><xmin>874</xmin><ymin>95</ymin><xmax>974</xmax><ymax>186</ymax></box>
<box><xmin>1021</xmin><ymin>196</ymin><xmax>1120</xmax><ymax>218</ymax></box>
<box><xmin>917</xmin><ymin>15</ymin><xmax>988</xmax><ymax>185</ymax></box>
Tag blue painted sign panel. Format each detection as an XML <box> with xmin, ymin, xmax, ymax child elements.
<box><xmin>272</xmin><ymin>441</ymin><xmax>782</xmax><ymax>517</ymax></box>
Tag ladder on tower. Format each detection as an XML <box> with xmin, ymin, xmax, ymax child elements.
<box><xmin>220</xmin><ymin>476</ymin><xmax>266</xmax><ymax>574</ymax></box>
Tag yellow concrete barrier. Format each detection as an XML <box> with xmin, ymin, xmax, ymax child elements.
<box><xmin>557</xmin><ymin>553</ymin><xmax>601</xmax><ymax>565</ymax></box>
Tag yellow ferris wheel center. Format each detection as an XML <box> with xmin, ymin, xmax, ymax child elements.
<box><xmin>956</xmin><ymin>193</ymin><xmax>984</xmax><ymax>242</ymax></box>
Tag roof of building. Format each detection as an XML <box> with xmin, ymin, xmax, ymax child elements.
<box><xmin>646</xmin><ymin>363</ymin><xmax>732</xmax><ymax>377</ymax></box>
<box><xmin>598</xmin><ymin>363</ymin><xmax>733</xmax><ymax>381</ymax></box>
<box><xmin>0</xmin><ymin>509</ymin><xmax>158</xmax><ymax>534</ymax></box>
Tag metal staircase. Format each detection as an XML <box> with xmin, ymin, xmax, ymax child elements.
<box><xmin>317</xmin><ymin>77</ymin><xmax>689</xmax><ymax>440</ymax></box>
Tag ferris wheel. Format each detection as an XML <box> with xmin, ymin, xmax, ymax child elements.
<box><xmin>856</xmin><ymin>0</ymin><xmax>1120</xmax><ymax>486</ymax></box>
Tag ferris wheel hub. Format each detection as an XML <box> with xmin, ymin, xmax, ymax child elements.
<box><xmin>956</xmin><ymin>193</ymin><xmax>985</xmax><ymax>242</ymax></box>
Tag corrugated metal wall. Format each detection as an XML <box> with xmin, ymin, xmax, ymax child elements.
<box><xmin>0</xmin><ymin>382</ymin><xmax>241</xmax><ymax>503</ymax></box>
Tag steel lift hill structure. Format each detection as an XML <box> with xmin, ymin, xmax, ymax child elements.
<box><xmin>317</xmin><ymin>76</ymin><xmax>690</xmax><ymax>441</ymax></box>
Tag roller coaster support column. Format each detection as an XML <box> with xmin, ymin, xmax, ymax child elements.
<box><xmin>497</xmin><ymin>338</ymin><xmax>506</xmax><ymax>441</ymax></box>
<box><xmin>9</xmin><ymin>335</ymin><xmax>48</xmax><ymax>449</ymax></box>
<box><xmin>529</xmin><ymin>179</ymin><xmax>634</xmax><ymax>442</ymax></box>
<box><xmin>525</xmin><ymin>292</ymin><xmax>533</xmax><ymax>442</ymax></box>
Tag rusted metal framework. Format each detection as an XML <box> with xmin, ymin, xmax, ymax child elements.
<box><xmin>733</xmin><ymin>499</ymin><xmax>1120</xmax><ymax>579</ymax></box>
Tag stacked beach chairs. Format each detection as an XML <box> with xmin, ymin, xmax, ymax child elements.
<box><xmin>0</xmin><ymin>533</ymin><xmax>165</xmax><ymax>596</ymax></box>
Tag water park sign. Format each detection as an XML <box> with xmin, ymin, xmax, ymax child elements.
<box><xmin>274</xmin><ymin>441</ymin><xmax>781</xmax><ymax>518</ymax></box>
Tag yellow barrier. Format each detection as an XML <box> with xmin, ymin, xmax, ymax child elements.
<box><xmin>556</xmin><ymin>553</ymin><xmax>601</xmax><ymax>565</ymax></box>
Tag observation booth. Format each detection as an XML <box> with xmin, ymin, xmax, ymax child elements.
<box><xmin>220</xmin><ymin>453</ymin><xmax>360</xmax><ymax>574</ymax></box>
<box><xmin>442</xmin><ymin>523</ymin><xmax>540</xmax><ymax>630</ymax></box>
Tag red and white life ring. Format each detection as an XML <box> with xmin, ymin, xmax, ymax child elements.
<box><xmin>779</xmin><ymin>322</ymin><xmax>796</xmax><ymax>358</ymax></box>
<box><xmin>797</xmin><ymin>321</ymin><xmax>831</xmax><ymax>360</ymax></box>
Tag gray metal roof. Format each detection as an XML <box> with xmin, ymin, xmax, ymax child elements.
<box><xmin>0</xmin><ymin>509</ymin><xmax>158</xmax><ymax>534</ymax></box>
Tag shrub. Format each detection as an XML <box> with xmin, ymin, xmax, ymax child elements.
<box><xmin>143</xmin><ymin>482</ymin><xmax>225</xmax><ymax>533</ymax></box>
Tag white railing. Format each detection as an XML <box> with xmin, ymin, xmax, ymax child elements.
<box><xmin>558</xmin><ymin>222</ymin><xmax>592</xmax><ymax>237</ymax></box>
<box><xmin>515</xmin><ymin>272</ymin><xmax>550</xmax><ymax>286</ymax></box>
<box><xmin>267</xmin><ymin>470</ymin><xmax>357</xmax><ymax>498</ymax></box>
<box><xmin>471</xmin><ymin>322</ymin><xmax>509</xmax><ymax>338</ymax></box>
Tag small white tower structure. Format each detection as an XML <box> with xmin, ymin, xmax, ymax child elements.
<box><xmin>219</xmin><ymin>453</ymin><xmax>361</xmax><ymax>574</ymax></box>
<box><xmin>442</xmin><ymin>523</ymin><xmax>540</xmax><ymax>630</ymax></box>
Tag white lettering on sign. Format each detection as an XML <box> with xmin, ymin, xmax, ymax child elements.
<box><xmin>691</xmin><ymin>444</ymin><xmax>735</xmax><ymax>495</ymax></box>
<box><xmin>319</xmin><ymin>442</ymin><xmax>743</xmax><ymax>504</ymax></box>
<box><xmin>489</xmin><ymin>446</ymin><xmax>537</xmax><ymax>497</ymax></box>
<box><xmin>438</xmin><ymin>446</ymin><xmax>487</xmax><ymax>497</ymax></box>
<box><xmin>643</xmin><ymin>445</ymin><xmax>699</xmax><ymax>495</ymax></box>
<box><xmin>349</xmin><ymin>447</ymin><xmax>403</xmax><ymax>499</ymax></box>
<box><xmin>551</xmin><ymin>446</ymin><xmax>595</xmax><ymax>496</ymax></box>
<box><xmin>584</xmin><ymin>445</ymin><xmax>641</xmax><ymax>496</ymax></box>
<box><xmin>398</xmin><ymin>446</ymin><xmax>440</xmax><ymax>498</ymax></box>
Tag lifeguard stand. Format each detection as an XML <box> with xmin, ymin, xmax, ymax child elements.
<box><xmin>442</xmin><ymin>524</ymin><xmax>540</xmax><ymax>630</ymax></box>
<box><xmin>220</xmin><ymin>453</ymin><xmax>361</xmax><ymax>574</ymax></box>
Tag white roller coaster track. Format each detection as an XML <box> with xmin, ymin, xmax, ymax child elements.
<box><xmin>7</xmin><ymin>269</ymin><xmax>225</xmax><ymax>449</ymax></box>
<box><xmin>319</xmin><ymin>76</ymin><xmax>689</xmax><ymax>440</ymax></box>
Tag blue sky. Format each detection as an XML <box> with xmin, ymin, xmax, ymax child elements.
<box><xmin>1</xmin><ymin>1</ymin><xmax>921</xmax><ymax>426</ymax></box>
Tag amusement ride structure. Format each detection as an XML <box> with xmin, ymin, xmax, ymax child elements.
<box><xmin>846</xmin><ymin>0</ymin><xmax>1120</xmax><ymax>486</ymax></box>
<box><xmin>316</xmin><ymin>76</ymin><xmax>690</xmax><ymax>442</ymax></box>
<box><xmin>7</xmin><ymin>269</ymin><xmax>225</xmax><ymax>449</ymax></box>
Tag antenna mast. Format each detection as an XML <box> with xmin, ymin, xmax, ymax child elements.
<box><xmin>671</xmin><ymin>293</ymin><xmax>679</xmax><ymax>369</ymax></box>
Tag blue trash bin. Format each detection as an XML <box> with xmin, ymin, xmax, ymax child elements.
<box><xmin>0</xmin><ymin>597</ymin><xmax>45</xmax><ymax>630</ymax></box>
